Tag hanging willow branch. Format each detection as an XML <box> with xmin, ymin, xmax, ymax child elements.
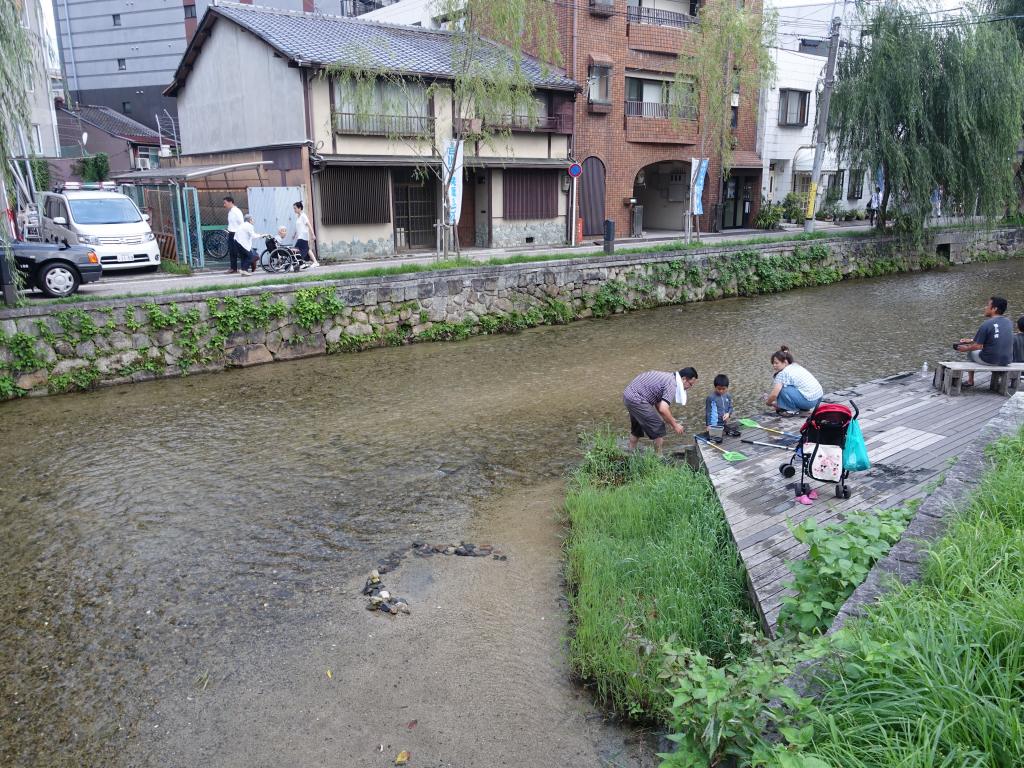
<box><xmin>829</xmin><ymin>1</ymin><xmax>1024</xmax><ymax>234</ymax></box>
<box><xmin>1</xmin><ymin>0</ymin><xmax>39</xmax><ymax>304</ymax></box>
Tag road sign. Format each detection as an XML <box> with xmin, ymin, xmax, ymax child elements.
<box><xmin>567</xmin><ymin>162</ymin><xmax>583</xmax><ymax>178</ymax></box>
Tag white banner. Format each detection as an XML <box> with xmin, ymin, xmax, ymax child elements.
<box><xmin>443</xmin><ymin>139</ymin><xmax>465</xmax><ymax>226</ymax></box>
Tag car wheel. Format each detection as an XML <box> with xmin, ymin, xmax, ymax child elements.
<box><xmin>38</xmin><ymin>262</ymin><xmax>80</xmax><ymax>298</ymax></box>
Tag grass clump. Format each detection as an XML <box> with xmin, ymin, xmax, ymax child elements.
<box><xmin>793</xmin><ymin>427</ymin><xmax>1024</xmax><ymax>766</ymax></box>
<box><xmin>565</xmin><ymin>430</ymin><xmax>752</xmax><ymax>719</ymax></box>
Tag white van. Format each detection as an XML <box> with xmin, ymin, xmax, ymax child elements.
<box><xmin>40</xmin><ymin>185</ymin><xmax>161</xmax><ymax>271</ymax></box>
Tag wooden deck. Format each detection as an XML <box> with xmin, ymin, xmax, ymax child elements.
<box><xmin>696</xmin><ymin>371</ymin><xmax>1011</xmax><ymax>635</ymax></box>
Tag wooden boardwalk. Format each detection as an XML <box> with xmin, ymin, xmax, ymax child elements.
<box><xmin>697</xmin><ymin>371</ymin><xmax>1010</xmax><ymax>635</ymax></box>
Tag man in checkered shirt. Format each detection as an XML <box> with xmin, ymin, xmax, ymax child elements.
<box><xmin>622</xmin><ymin>367</ymin><xmax>698</xmax><ymax>454</ymax></box>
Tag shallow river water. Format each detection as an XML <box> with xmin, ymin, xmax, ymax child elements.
<box><xmin>3</xmin><ymin>260</ymin><xmax>1024</xmax><ymax>766</ymax></box>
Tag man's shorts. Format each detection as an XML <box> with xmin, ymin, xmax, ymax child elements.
<box><xmin>967</xmin><ymin>350</ymin><xmax>996</xmax><ymax>365</ymax></box>
<box><xmin>624</xmin><ymin>397</ymin><xmax>666</xmax><ymax>439</ymax></box>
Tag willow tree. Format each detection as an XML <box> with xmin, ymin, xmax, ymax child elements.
<box><xmin>669</xmin><ymin>0</ymin><xmax>776</xmax><ymax>238</ymax></box>
<box><xmin>829</xmin><ymin>3</ymin><xmax>1024</xmax><ymax>231</ymax></box>
<box><xmin>1</xmin><ymin>0</ymin><xmax>37</xmax><ymax>305</ymax></box>
<box><xmin>325</xmin><ymin>0</ymin><xmax>561</xmax><ymax>256</ymax></box>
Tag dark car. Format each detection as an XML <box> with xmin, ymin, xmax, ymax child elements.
<box><xmin>9</xmin><ymin>241</ymin><xmax>102</xmax><ymax>298</ymax></box>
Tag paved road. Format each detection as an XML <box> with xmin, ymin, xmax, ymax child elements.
<box><xmin>47</xmin><ymin>221</ymin><xmax>870</xmax><ymax>301</ymax></box>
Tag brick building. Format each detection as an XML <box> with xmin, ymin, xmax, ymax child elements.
<box><xmin>365</xmin><ymin>0</ymin><xmax>763</xmax><ymax>238</ymax></box>
<box><xmin>556</xmin><ymin>0</ymin><xmax>762</xmax><ymax>237</ymax></box>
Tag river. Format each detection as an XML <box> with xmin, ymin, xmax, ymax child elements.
<box><xmin>2</xmin><ymin>259</ymin><xmax>1022</xmax><ymax>767</ymax></box>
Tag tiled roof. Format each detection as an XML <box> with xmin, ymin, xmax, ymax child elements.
<box><xmin>177</xmin><ymin>3</ymin><xmax>576</xmax><ymax>92</ymax></box>
<box><xmin>61</xmin><ymin>105</ymin><xmax>166</xmax><ymax>145</ymax></box>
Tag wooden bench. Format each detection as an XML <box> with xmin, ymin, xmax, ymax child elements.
<box><xmin>932</xmin><ymin>361</ymin><xmax>1024</xmax><ymax>396</ymax></box>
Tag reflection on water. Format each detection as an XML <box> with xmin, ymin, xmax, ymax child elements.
<box><xmin>2</xmin><ymin>259</ymin><xmax>1022</xmax><ymax>765</ymax></box>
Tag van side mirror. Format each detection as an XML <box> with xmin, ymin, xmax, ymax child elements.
<box><xmin>143</xmin><ymin>213</ymin><xmax>150</xmax><ymax>222</ymax></box>
<box><xmin>53</xmin><ymin>216</ymin><xmax>67</xmax><ymax>225</ymax></box>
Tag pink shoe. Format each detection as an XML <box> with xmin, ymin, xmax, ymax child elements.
<box><xmin>795</xmin><ymin>494</ymin><xmax>814</xmax><ymax>505</ymax></box>
<box><xmin>807</xmin><ymin>489</ymin><xmax>818</xmax><ymax>500</ymax></box>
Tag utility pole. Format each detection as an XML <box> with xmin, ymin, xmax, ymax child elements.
<box><xmin>804</xmin><ymin>15</ymin><xmax>841</xmax><ymax>232</ymax></box>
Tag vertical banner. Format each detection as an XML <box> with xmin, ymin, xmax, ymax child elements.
<box><xmin>690</xmin><ymin>158</ymin><xmax>709</xmax><ymax>215</ymax></box>
<box><xmin>443</xmin><ymin>139</ymin><xmax>465</xmax><ymax>226</ymax></box>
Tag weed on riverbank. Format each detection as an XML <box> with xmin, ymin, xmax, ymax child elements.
<box><xmin>564</xmin><ymin>431</ymin><xmax>752</xmax><ymax>718</ymax></box>
<box><xmin>656</xmin><ymin>427</ymin><xmax>1024</xmax><ymax>767</ymax></box>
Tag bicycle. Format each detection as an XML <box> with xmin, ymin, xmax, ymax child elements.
<box><xmin>203</xmin><ymin>229</ymin><xmax>230</xmax><ymax>262</ymax></box>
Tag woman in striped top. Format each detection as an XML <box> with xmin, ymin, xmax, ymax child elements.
<box><xmin>764</xmin><ymin>346</ymin><xmax>823</xmax><ymax>416</ymax></box>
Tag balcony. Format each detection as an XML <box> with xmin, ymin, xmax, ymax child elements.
<box><xmin>590</xmin><ymin>0</ymin><xmax>615</xmax><ymax>17</ymax></box>
<box><xmin>332</xmin><ymin>112</ymin><xmax>434</xmax><ymax>138</ymax></box>
<box><xmin>456</xmin><ymin>115</ymin><xmax>568</xmax><ymax>134</ymax></box>
<box><xmin>627</xmin><ymin>5</ymin><xmax>696</xmax><ymax>29</ymax></box>
<box><xmin>624</xmin><ymin>101</ymin><xmax>698</xmax><ymax>144</ymax></box>
<box><xmin>625</xmin><ymin>100</ymin><xmax>697</xmax><ymax>120</ymax></box>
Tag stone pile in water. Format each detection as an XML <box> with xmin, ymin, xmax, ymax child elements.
<box><xmin>411</xmin><ymin>541</ymin><xmax>507</xmax><ymax>560</ymax></box>
<box><xmin>362</xmin><ymin>569</ymin><xmax>411</xmax><ymax>616</ymax></box>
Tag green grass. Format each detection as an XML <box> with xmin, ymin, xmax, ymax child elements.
<box><xmin>798</xmin><ymin>427</ymin><xmax>1024</xmax><ymax>767</ymax></box>
<box><xmin>564</xmin><ymin>431</ymin><xmax>752</xmax><ymax>719</ymax></box>
<box><xmin>159</xmin><ymin>259</ymin><xmax>192</xmax><ymax>276</ymax></box>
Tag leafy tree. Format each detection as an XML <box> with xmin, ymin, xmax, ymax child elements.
<box><xmin>325</xmin><ymin>0</ymin><xmax>560</xmax><ymax>256</ymax></box>
<box><xmin>829</xmin><ymin>2</ymin><xmax>1024</xmax><ymax>231</ymax></box>
<box><xmin>75</xmin><ymin>153</ymin><xmax>111</xmax><ymax>182</ymax></box>
<box><xmin>668</xmin><ymin>0</ymin><xmax>776</xmax><ymax>238</ymax></box>
<box><xmin>1</xmin><ymin>0</ymin><xmax>38</xmax><ymax>305</ymax></box>
<box><xmin>30</xmin><ymin>156</ymin><xmax>50</xmax><ymax>191</ymax></box>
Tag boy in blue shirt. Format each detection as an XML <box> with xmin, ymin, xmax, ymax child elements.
<box><xmin>705</xmin><ymin>374</ymin><xmax>740</xmax><ymax>441</ymax></box>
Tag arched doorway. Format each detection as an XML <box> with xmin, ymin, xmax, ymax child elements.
<box><xmin>632</xmin><ymin>160</ymin><xmax>690</xmax><ymax>236</ymax></box>
<box><xmin>580</xmin><ymin>156</ymin><xmax>606</xmax><ymax>236</ymax></box>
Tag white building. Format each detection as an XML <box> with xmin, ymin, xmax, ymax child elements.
<box><xmin>19</xmin><ymin>0</ymin><xmax>61</xmax><ymax>157</ymax></box>
<box><xmin>758</xmin><ymin>2</ymin><xmax>871</xmax><ymax>216</ymax></box>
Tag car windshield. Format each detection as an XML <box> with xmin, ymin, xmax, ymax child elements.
<box><xmin>68</xmin><ymin>198</ymin><xmax>142</xmax><ymax>225</ymax></box>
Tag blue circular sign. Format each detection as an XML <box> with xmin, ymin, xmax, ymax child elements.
<box><xmin>568</xmin><ymin>162</ymin><xmax>583</xmax><ymax>178</ymax></box>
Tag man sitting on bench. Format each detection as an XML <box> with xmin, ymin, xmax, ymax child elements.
<box><xmin>954</xmin><ymin>296</ymin><xmax>1013</xmax><ymax>387</ymax></box>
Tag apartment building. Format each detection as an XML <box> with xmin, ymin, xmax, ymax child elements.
<box><xmin>163</xmin><ymin>3</ymin><xmax>577</xmax><ymax>258</ymax></box>
<box><xmin>52</xmin><ymin>0</ymin><xmax>394</xmax><ymax>130</ymax></box>
<box><xmin>18</xmin><ymin>0</ymin><xmax>61</xmax><ymax>157</ymax></box>
<box><xmin>758</xmin><ymin>1</ymin><xmax>869</xmax><ymax>215</ymax></box>
<box><xmin>366</xmin><ymin>0</ymin><xmax>765</xmax><ymax>236</ymax></box>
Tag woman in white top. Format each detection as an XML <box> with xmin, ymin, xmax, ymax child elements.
<box><xmin>233</xmin><ymin>214</ymin><xmax>259</xmax><ymax>274</ymax></box>
<box><xmin>292</xmin><ymin>201</ymin><xmax>319</xmax><ymax>268</ymax></box>
<box><xmin>764</xmin><ymin>345</ymin><xmax>824</xmax><ymax>415</ymax></box>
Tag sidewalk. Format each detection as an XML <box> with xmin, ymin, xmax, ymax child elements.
<box><xmin>54</xmin><ymin>221</ymin><xmax>871</xmax><ymax>301</ymax></box>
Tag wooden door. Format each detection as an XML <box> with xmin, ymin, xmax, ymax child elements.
<box><xmin>457</xmin><ymin>170</ymin><xmax>476</xmax><ymax>248</ymax></box>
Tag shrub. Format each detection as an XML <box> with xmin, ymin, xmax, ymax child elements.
<box><xmin>782</xmin><ymin>192</ymin><xmax>808</xmax><ymax>223</ymax></box>
<box><xmin>755</xmin><ymin>200</ymin><xmax>783</xmax><ymax>230</ymax></box>
<box><xmin>565</xmin><ymin>431</ymin><xmax>752</xmax><ymax>718</ymax></box>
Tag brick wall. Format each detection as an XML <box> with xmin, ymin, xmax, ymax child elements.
<box><xmin>553</xmin><ymin>0</ymin><xmax>762</xmax><ymax>235</ymax></box>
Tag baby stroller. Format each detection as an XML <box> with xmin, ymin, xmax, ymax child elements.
<box><xmin>779</xmin><ymin>401</ymin><xmax>859</xmax><ymax>499</ymax></box>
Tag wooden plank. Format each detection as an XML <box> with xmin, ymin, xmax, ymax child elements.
<box><xmin>698</xmin><ymin>371</ymin><xmax>1008</xmax><ymax>636</ymax></box>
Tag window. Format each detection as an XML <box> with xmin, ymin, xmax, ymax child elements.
<box><xmin>333</xmin><ymin>79</ymin><xmax>429</xmax><ymax>135</ymax></box>
<box><xmin>826</xmin><ymin>169</ymin><xmax>845</xmax><ymax>199</ymax></box>
<box><xmin>31</xmin><ymin>125</ymin><xmax>42</xmax><ymax>153</ymax></box>
<box><xmin>112</xmin><ymin>13</ymin><xmax>121</xmax><ymax>26</ymax></box>
<box><xmin>504</xmin><ymin>170</ymin><xmax>558</xmax><ymax>220</ymax></box>
<box><xmin>68</xmin><ymin>199</ymin><xmax>142</xmax><ymax>225</ymax></box>
<box><xmin>588</xmin><ymin>65</ymin><xmax>611</xmax><ymax>104</ymax></box>
<box><xmin>319</xmin><ymin>166</ymin><xmax>390</xmax><ymax>225</ymax></box>
<box><xmin>184</xmin><ymin>5</ymin><xmax>197</xmax><ymax>18</ymax></box>
<box><xmin>793</xmin><ymin>172</ymin><xmax>811</xmax><ymax>196</ymax></box>
<box><xmin>848</xmin><ymin>168</ymin><xmax>865</xmax><ymax>200</ymax></box>
<box><xmin>117</xmin><ymin>58</ymin><xmax>127</xmax><ymax>71</ymax></box>
<box><xmin>122</xmin><ymin>101</ymin><xmax>132</xmax><ymax>115</ymax></box>
<box><xmin>778</xmin><ymin>89</ymin><xmax>809</xmax><ymax>126</ymax></box>
<box><xmin>730</xmin><ymin>81</ymin><xmax>740</xmax><ymax>128</ymax></box>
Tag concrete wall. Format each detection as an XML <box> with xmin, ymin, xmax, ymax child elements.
<box><xmin>176</xmin><ymin>20</ymin><xmax>306</xmax><ymax>154</ymax></box>
<box><xmin>360</xmin><ymin>0</ymin><xmax>439</xmax><ymax>27</ymax></box>
<box><xmin>4</xmin><ymin>227</ymin><xmax>1022</xmax><ymax>400</ymax></box>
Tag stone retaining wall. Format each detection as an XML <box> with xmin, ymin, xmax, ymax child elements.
<box><xmin>2</xmin><ymin>227</ymin><xmax>1022</xmax><ymax>400</ymax></box>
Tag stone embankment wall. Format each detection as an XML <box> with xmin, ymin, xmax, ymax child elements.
<box><xmin>1</xmin><ymin>227</ymin><xmax>1022</xmax><ymax>400</ymax></box>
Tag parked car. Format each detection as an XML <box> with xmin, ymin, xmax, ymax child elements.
<box><xmin>39</xmin><ymin>184</ymin><xmax>161</xmax><ymax>271</ymax></box>
<box><xmin>10</xmin><ymin>241</ymin><xmax>102</xmax><ymax>298</ymax></box>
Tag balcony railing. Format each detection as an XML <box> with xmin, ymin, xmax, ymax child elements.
<box><xmin>626</xmin><ymin>5</ymin><xmax>696</xmax><ymax>28</ymax></box>
<box><xmin>455</xmin><ymin>114</ymin><xmax>566</xmax><ymax>134</ymax></box>
<box><xmin>332</xmin><ymin>112</ymin><xmax>434</xmax><ymax>137</ymax></box>
<box><xmin>625</xmin><ymin>100</ymin><xmax>697</xmax><ymax>120</ymax></box>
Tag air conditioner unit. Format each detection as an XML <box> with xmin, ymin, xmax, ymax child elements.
<box><xmin>159</xmin><ymin>144</ymin><xmax>172</xmax><ymax>157</ymax></box>
<box><xmin>136</xmin><ymin>157</ymin><xmax>151</xmax><ymax>170</ymax></box>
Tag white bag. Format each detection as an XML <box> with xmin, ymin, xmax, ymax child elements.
<box><xmin>807</xmin><ymin>443</ymin><xmax>843</xmax><ymax>482</ymax></box>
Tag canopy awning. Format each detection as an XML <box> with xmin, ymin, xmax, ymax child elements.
<box><xmin>111</xmin><ymin>161</ymin><xmax>274</xmax><ymax>182</ymax></box>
